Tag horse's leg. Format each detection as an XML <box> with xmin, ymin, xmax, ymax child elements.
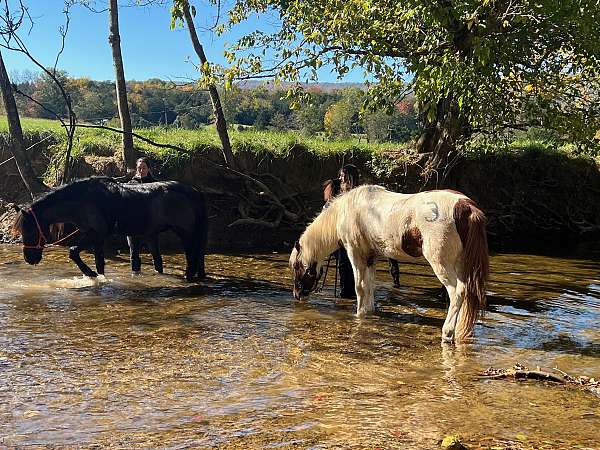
<box><xmin>354</xmin><ymin>264</ymin><xmax>377</xmax><ymax>317</ymax></box>
<box><xmin>171</xmin><ymin>228</ymin><xmax>196</xmax><ymax>281</ymax></box>
<box><xmin>424</xmin><ymin>254</ymin><xmax>461</xmax><ymax>343</ymax></box>
<box><xmin>195</xmin><ymin>224</ymin><xmax>207</xmax><ymax>279</ymax></box>
<box><xmin>388</xmin><ymin>258</ymin><xmax>400</xmax><ymax>287</ymax></box>
<box><xmin>361</xmin><ymin>264</ymin><xmax>377</xmax><ymax>315</ymax></box>
<box><xmin>127</xmin><ymin>236</ymin><xmax>142</xmax><ymax>273</ymax></box>
<box><xmin>146</xmin><ymin>235</ymin><xmax>163</xmax><ymax>274</ymax></box>
<box><xmin>93</xmin><ymin>242</ymin><xmax>105</xmax><ymax>276</ymax></box>
<box><xmin>69</xmin><ymin>245</ymin><xmax>98</xmax><ymax>278</ymax></box>
<box><xmin>193</xmin><ymin>195</ymin><xmax>208</xmax><ymax>280</ymax></box>
<box><xmin>183</xmin><ymin>244</ymin><xmax>197</xmax><ymax>282</ymax></box>
<box><xmin>447</xmin><ymin>278</ymin><xmax>467</xmax><ymax>340</ymax></box>
<box><xmin>196</xmin><ymin>243</ymin><xmax>206</xmax><ymax>279</ymax></box>
<box><xmin>178</xmin><ymin>233</ymin><xmax>198</xmax><ymax>282</ymax></box>
<box><xmin>346</xmin><ymin>248</ymin><xmax>376</xmax><ymax>317</ymax></box>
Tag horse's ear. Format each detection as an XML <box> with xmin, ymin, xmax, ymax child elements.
<box><xmin>294</xmin><ymin>240</ymin><xmax>301</xmax><ymax>252</ymax></box>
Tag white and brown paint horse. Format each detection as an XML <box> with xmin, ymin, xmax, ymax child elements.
<box><xmin>290</xmin><ymin>185</ymin><xmax>489</xmax><ymax>343</ymax></box>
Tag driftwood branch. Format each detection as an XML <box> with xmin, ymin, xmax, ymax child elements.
<box><xmin>480</xmin><ymin>364</ymin><xmax>600</xmax><ymax>398</ymax></box>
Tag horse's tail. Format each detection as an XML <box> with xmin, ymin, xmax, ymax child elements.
<box><xmin>454</xmin><ymin>198</ymin><xmax>489</xmax><ymax>341</ymax></box>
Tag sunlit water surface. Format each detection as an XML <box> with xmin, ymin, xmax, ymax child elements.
<box><xmin>0</xmin><ymin>244</ymin><xmax>599</xmax><ymax>449</ymax></box>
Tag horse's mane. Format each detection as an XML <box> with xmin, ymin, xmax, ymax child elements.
<box><xmin>34</xmin><ymin>176</ymin><xmax>116</xmax><ymax>202</ymax></box>
<box><xmin>11</xmin><ymin>211</ymin><xmax>24</xmax><ymax>237</ymax></box>
<box><xmin>300</xmin><ymin>198</ymin><xmax>342</xmax><ymax>262</ymax></box>
<box><xmin>10</xmin><ymin>177</ymin><xmax>117</xmax><ymax>237</ymax></box>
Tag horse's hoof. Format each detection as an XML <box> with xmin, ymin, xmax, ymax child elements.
<box><xmin>131</xmin><ymin>271</ymin><xmax>141</xmax><ymax>276</ymax></box>
<box><xmin>441</xmin><ymin>329</ymin><xmax>455</xmax><ymax>343</ymax></box>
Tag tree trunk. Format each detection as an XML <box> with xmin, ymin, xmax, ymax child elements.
<box><xmin>108</xmin><ymin>0</ymin><xmax>136</xmax><ymax>168</ymax></box>
<box><xmin>181</xmin><ymin>1</ymin><xmax>236</xmax><ymax>169</ymax></box>
<box><xmin>416</xmin><ymin>96</ymin><xmax>468</xmax><ymax>183</ymax></box>
<box><xmin>0</xmin><ymin>50</ymin><xmax>47</xmax><ymax>198</ymax></box>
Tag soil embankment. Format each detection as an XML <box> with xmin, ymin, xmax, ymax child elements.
<box><xmin>1</xmin><ymin>138</ymin><xmax>599</xmax><ymax>252</ymax></box>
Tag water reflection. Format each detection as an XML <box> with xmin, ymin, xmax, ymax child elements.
<box><xmin>0</xmin><ymin>245</ymin><xmax>599</xmax><ymax>448</ymax></box>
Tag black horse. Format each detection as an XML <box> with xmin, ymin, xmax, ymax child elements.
<box><xmin>12</xmin><ymin>177</ymin><xmax>208</xmax><ymax>281</ymax></box>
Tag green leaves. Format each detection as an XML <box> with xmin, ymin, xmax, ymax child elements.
<box><xmin>180</xmin><ymin>0</ymin><xmax>600</xmax><ymax>152</ymax></box>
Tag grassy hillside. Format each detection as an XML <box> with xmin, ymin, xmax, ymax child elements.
<box><xmin>0</xmin><ymin>116</ymin><xmax>410</xmax><ymax>161</ymax></box>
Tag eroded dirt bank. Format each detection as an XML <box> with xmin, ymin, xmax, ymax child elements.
<box><xmin>1</xmin><ymin>143</ymin><xmax>599</xmax><ymax>252</ymax></box>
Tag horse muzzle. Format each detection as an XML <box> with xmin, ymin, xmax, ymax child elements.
<box><xmin>23</xmin><ymin>248</ymin><xmax>43</xmax><ymax>265</ymax></box>
<box><xmin>293</xmin><ymin>288</ymin><xmax>310</xmax><ymax>301</ymax></box>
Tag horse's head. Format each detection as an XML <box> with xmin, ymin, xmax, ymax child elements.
<box><xmin>11</xmin><ymin>205</ymin><xmax>48</xmax><ymax>265</ymax></box>
<box><xmin>289</xmin><ymin>240</ymin><xmax>323</xmax><ymax>301</ymax></box>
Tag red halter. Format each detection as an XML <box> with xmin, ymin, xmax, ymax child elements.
<box><xmin>22</xmin><ymin>208</ymin><xmax>47</xmax><ymax>250</ymax></box>
<box><xmin>22</xmin><ymin>208</ymin><xmax>80</xmax><ymax>250</ymax></box>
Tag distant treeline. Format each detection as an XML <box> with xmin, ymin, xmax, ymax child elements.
<box><xmin>5</xmin><ymin>70</ymin><xmax>419</xmax><ymax>143</ymax></box>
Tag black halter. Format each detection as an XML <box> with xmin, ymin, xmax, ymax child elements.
<box><xmin>295</xmin><ymin>262</ymin><xmax>323</xmax><ymax>296</ymax></box>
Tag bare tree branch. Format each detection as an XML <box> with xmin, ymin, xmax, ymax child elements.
<box><xmin>13</xmin><ymin>86</ymin><xmax>67</xmax><ymax>126</ymax></box>
<box><xmin>0</xmin><ymin>0</ymin><xmax>77</xmax><ymax>184</ymax></box>
<box><xmin>53</xmin><ymin>1</ymin><xmax>73</xmax><ymax>75</ymax></box>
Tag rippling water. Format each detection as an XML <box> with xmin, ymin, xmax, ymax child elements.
<box><xmin>0</xmin><ymin>244</ymin><xmax>599</xmax><ymax>449</ymax></box>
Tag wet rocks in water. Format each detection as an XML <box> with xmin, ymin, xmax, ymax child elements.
<box><xmin>441</xmin><ymin>435</ymin><xmax>468</xmax><ymax>450</ymax></box>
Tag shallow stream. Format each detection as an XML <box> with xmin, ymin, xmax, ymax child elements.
<box><xmin>0</xmin><ymin>244</ymin><xmax>599</xmax><ymax>448</ymax></box>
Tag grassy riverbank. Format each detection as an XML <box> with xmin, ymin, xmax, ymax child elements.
<box><xmin>0</xmin><ymin>116</ymin><xmax>409</xmax><ymax>160</ymax></box>
<box><xmin>1</xmin><ymin>116</ymin><xmax>599</xmax><ymax>248</ymax></box>
<box><xmin>5</xmin><ymin>116</ymin><xmax>595</xmax><ymax>166</ymax></box>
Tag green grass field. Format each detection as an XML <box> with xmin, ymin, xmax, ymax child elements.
<box><xmin>1</xmin><ymin>116</ymin><xmax>595</xmax><ymax>170</ymax></box>
<box><xmin>0</xmin><ymin>116</ymin><xmax>409</xmax><ymax>160</ymax></box>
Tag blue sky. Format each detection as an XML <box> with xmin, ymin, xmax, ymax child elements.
<box><xmin>2</xmin><ymin>1</ymin><xmax>365</xmax><ymax>84</ymax></box>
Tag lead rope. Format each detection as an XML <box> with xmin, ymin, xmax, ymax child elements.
<box><xmin>48</xmin><ymin>227</ymin><xmax>80</xmax><ymax>247</ymax></box>
<box><xmin>22</xmin><ymin>208</ymin><xmax>80</xmax><ymax>249</ymax></box>
<box><xmin>317</xmin><ymin>254</ymin><xmax>333</xmax><ymax>293</ymax></box>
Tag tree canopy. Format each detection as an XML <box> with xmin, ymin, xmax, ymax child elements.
<box><xmin>225</xmin><ymin>0</ymin><xmax>600</xmax><ymax>151</ymax></box>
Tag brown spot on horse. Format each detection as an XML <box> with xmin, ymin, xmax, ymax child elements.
<box><xmin>401</xmin><ymin>227</ymin><xmax>423</xmax><ymax>257</ymax></box>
